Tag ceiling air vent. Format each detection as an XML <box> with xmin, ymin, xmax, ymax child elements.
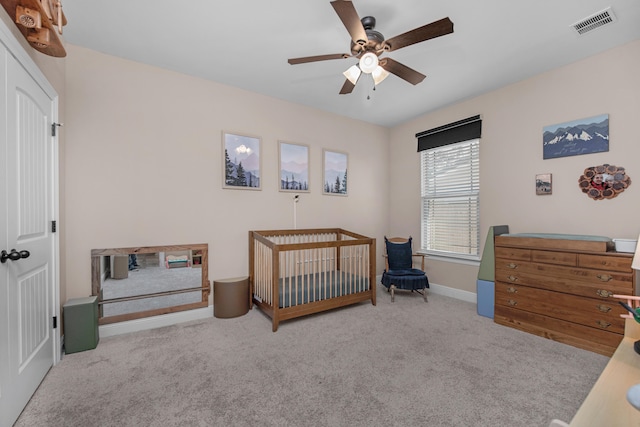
<box><xmin>571</xmin><ymin>7</ymin><xmax>617</xmax><ymax>35</ymax></box>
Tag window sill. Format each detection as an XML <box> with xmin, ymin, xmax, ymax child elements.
<box><xmin>418</xmin><ymin>252</ymin><xmax>480</xmax><ymax>266</ymax></box>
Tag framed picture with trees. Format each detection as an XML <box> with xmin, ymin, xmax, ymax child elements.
<box><xmin>222</xmin><ymin>131</ymin><xmax>262</xmax><ymax>190</ymax></box>
<box><xmin>323</xmin><ymin>149</ymin><xmax>348</xmax><ymax>196</ymax></box>
<box><xmin>279</xmin><ymin>141</ymin><xmax>310</xmax><ymax>192</ymax></box>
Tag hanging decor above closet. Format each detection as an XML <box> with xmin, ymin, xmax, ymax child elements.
<box><xmin>0</xmin><ymin>0</ymin><xmax>66</xmax><ymax>57</ymax></box>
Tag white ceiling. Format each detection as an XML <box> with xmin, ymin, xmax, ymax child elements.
<box><xmin>60</xmin><ymin>0</ymin><xmax>640</xmax><ymax>128</ymax></box>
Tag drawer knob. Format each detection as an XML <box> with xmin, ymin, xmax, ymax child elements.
<box><xmin>596</xmin><ymin>274</ymin><xmax>613</xmax><ymax>282</ymax></box>
<box><xmin>507</xmin><ymin>299</ymin><xmax>517</xmax><ymax>306</ymax></box>
<box><xmin>596</xmin><ymin>289</ymin><xmax>613</xmax><ymax>298</ymax></box>
<box><xmin>507</xmin><ymin>276</ymin><xmax>518</xmax><ymax>282</ymax></box>
<box><xmin>506</xmin><ymin>287</ymin><xmax>518</xmax><ymax>294</ymax></box>
<box><xmin>507</xmin><ymin>263</ymin><xmax>518</xmax><ymax>269</ymax></box>
<box><xmin>596</xmin><ymin>320</ymin><xmax>612</xmax><ymax>329</ymax></box>
<box><xmin>596</xmin><ymin>304</ymin><xmax>612</xmax><ymax>313</ymax></box>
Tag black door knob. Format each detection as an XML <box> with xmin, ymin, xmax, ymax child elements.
<box><xmin>1</xmin><ymin>249</ymin><xmax>30</xmax><ymax>263</ymax></box>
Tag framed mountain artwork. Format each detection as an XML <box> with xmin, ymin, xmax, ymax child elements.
<box><xmin>323</xmin><ymin>149</ymin><xmax>348</xmax><ymax>196</ymax></box>
<box><xmin>222</xmin><ymin>131</ymin><xmax>261</xmax><ymax>190</ymax></box>
<box><xmin>279</xmin><ymin>142</ymin><xmax>310</xmax><ymax>192</ymax></box>
<box><xmin>543</xmin><ymin>114</ymin><xmax>609</xmax><ymax>160</ymax></box>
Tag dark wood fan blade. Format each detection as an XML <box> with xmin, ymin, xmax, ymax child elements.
<box><xmin>330</xmin><ymin>0</ymin><xmax>367</xmax><ymax>45</ymax></box>
<box><xmin>288</xmin><ymin>53</ymin><xmax>352</xmax><ymax>65</ymax></box>
<box><xmin>384</xmin><ymin>17</ymin><xmax>454</xmax><ymax>52</ymax></box>
<box><xmin>339</xmin><ymin>79</ymin><xmax>356</xmax><ymax>94</ymax></box>
<box><xmin>380</xmin><ymin>57</ymin><xmax>426</xmax><ymax>85</ymax></box>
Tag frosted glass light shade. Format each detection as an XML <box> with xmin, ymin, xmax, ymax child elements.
<box><xmin>372</xmin><ymin>66</ymin><xmax>390</xmax><ymax>85</ymax></box>
<box><xmin>359</xmin><ymin>52</ymin><xmax>378</xmax><ymax>74</ymax></box>
<box><xmin>343</xmin><ymin>65</ymin><xmax>361</xmax><ymax>85</ymax></box>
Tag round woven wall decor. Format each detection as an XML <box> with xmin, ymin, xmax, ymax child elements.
<box><xmin>578</xmin><ymin>164</ymin><xmax>631</xmax><ymax>200</ymax></box>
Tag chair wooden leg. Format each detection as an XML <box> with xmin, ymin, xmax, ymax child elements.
<box><xmin>414</xmin><ymin>288</ymin><xmax>428</xmax><ymax>302</ymax></box>
<box><xmin>390</xmin><ymin>285</ymin><xmax>396</xmax><ymax>303</ymax></box>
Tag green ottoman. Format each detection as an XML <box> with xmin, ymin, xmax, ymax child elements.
<box><xmin>63</xmin><ymin>296</ymin><xmax>99</xmax><ymax>354</ymax></box>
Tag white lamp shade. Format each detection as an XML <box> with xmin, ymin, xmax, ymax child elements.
<box><xmin>359</xmin><ymin>52</ymin><xmax>378</xmax><ymax>74</ymax></box>
<box><xmin>343</xmin><ymin>65</ymin><xmax>361</xmax><ymax>85</ymax></box>
<box><xmin>372</xmin><ymin>66</ymin><xmax>390</xmax><ymax>85</ymax></box>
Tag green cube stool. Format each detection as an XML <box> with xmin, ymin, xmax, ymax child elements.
<box><xmin>63</xmin><ymin>296</ymin><xmax>99</xmax><ymax>354</ymax></box>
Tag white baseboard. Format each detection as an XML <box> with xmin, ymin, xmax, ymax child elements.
<box><xmin>99</xmin><ymin>306</ymin><xmax>213</xmax><ymax>338</ymax></box>
<box><xmin>427</xmin><ymin>283</ymin><xmax>477</xmax><ymax>304</ymax></box>
<box><xmin>376</xmin><ymin>275</ymin><xmax>477</xmax><ymax>304</ymax></box>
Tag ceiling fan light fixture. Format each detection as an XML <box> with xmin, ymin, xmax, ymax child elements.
<box><xmin>288</xmin><ymin>2</ymin><xmax>455</xmax><ymax>95</ymax></box>
<box><xmin>343</xmin><ymin>65</ymin><xmax>361</xmax><ymax>85</ymax></box>
<box><xmin>371</xmin><ymin>66</ymin><xmax>389</xmax><ymax>85</ymax></box>
<box><xmin>359</xmin><ymin>52</ymin><xmax>378</xmax><ymax>74</ymax></box>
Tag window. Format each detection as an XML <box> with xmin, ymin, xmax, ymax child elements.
<box><xmin>420</xmin><ymin>138</ymin><xmax>480</xmax><ymax>260</ymax></box>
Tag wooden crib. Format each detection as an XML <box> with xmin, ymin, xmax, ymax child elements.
<box><xmin>249</xmin><ymin>228</ymin><xmax>376</xmax><ymax>331</ymax></box>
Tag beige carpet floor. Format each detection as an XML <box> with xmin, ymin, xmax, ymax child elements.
<box><xmin>15</xmin><ymin>286</ymin><xmax>608</xmax><ymax>427</ymax></box>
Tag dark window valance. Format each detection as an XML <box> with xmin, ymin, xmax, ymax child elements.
<box><xmin>416</xmin><ymin>115</ymin><xmax>482</xmax><ymax>152</ymax></box>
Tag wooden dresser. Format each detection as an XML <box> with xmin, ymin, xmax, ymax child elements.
<box><xmin>494</xmin><ymin>235</ymin><xmax>636</xmax><ymax>356</ymax></box>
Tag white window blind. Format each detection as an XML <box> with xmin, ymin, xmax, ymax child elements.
<box><xmin>421</xmin><ymin>139</ymin><xmax>480</xmax><ymax>259</ymax></box>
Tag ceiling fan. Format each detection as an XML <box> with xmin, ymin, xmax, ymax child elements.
<box><xmin>288</xmin><ymin>0</ymin><xmax>454</xmax><ymax>94</ymax></box>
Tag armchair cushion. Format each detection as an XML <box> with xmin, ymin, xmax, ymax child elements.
<box><xmin>385</xmin><ymin>237</ymin><xmax>413</xmax><ymax>270</ymax></box>
<box><xmin>386</xmin><ymin>268</ymin><xmax>426</xmax><ymax>276</ymax></box>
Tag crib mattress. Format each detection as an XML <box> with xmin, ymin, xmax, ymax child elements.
<box><xmin>278</xmin><ymin>272</ymin><xmax>369</xmax><ymax>308</ymax></box>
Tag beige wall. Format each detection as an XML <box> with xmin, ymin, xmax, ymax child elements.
<box><xmin>63</xmin><ymin>45</ymin><xmax>390</xmax><ymax>300</ymax></box>
<box><xmin>10</xmin><ymin>29</ymin><xmax>639</xmax><ymax>302</ymax></box>
<box><xmin>389</xmin><ymin>40</ymin><xmax>640</xmax><ymax>293</ymax></box>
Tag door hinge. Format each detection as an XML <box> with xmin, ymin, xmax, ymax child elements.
<box><xmin>51</xmin><ymin>220</ymin><xmax>57</xmax><ymax>233</ymax></box>
<box><xmin>53</xmin><ymin>316</ymin><xmax>57</xmax><ymax>329</ymax></box>
<box><xmin>51</xmin><ymin>122</ymin><xmax>63</xmax><ymax>137</ymax></box>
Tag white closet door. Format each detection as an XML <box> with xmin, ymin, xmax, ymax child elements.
<box><xmin>0</xmin><ymin>42</ymin><xmax>11</xmax><ymax>427</ymax></box>
<box><xmin>0</xmin><ymin>47</ymin><xmax>56</xmax><ymax>427</ymax></box>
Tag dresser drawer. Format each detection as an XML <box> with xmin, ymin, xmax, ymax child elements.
<box><xmin>494</xmin><ymin>305</ymin><xmax>623</xmax><ymax>356</ymax></box>
<box><xmin>495</xmin><ymin>262</ymin><xmax>634</xmax><ymax>297</ymax></box>
<box><xmin>578</xmin><ymin>253</ymin><xmax>633</xmax><ymax>272</ymax></box>
<box><xmin>531</xmin><ymin>250</ymin><xmax>577</xmax><ymax>266</ymax></box>
<box><xmin>495</xmin><ymin>282</ymin><xmax>625</xmax><ymax>334</ymax></box>
<box><xmin>495</xmin><ymin>247</ymin><xmax>530</xmax><ymax>261</ymax></box>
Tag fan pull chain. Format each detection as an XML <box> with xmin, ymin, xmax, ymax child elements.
<box><xmin>367</xmin><ymin>85</ymin><xmax>376</xmax><ymax>100</ymax></box>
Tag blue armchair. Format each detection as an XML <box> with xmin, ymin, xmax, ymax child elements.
<box><xmin>381</xmin><ymin>237</ymin><xmax>429</xmax><ymax>302</ymax></box>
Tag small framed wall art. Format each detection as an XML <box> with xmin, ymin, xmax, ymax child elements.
<box><xmin>323</xmin><ymin>149</ymin><xmax>348</xmax><ymax>196</ymax></box>
<box><xmin>222</xmin><ymin>131</ymin><xmax>261</xmax><ymax>190</ymax></box>
<box><xmin>536</xmin><ymin>173</ymin><xmax>552</xmax><ymax>195</ymax></box>
<box><xmin>278</xmin><ymin>141</ymin><xmax>310</xmax><ymax>192</ymax></box>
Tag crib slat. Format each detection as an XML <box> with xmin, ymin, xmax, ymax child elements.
<box><xmin>312</xmin><ymin>247</ymin><xmax>317</xmax><ymax>302</ymax></box>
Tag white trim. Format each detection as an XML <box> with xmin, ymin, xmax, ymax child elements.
<box><xmin>51</xmin><ymin>97</ymin><xmax>60</xmax><ymax>365</ymax></box>
<box><xmin>418</xmin><ymin>254</ymin><xmax>480</xmax><ymax>266</ymax></box>
<box><xmin>427</xmin><ymin>282</ymin><xmax>477</xmax><ymax>304</ymax></box>
<box><xmin>99</xmin><ymin>306</ymin><xmax>214</xmax><ymax>338</ymax></box>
